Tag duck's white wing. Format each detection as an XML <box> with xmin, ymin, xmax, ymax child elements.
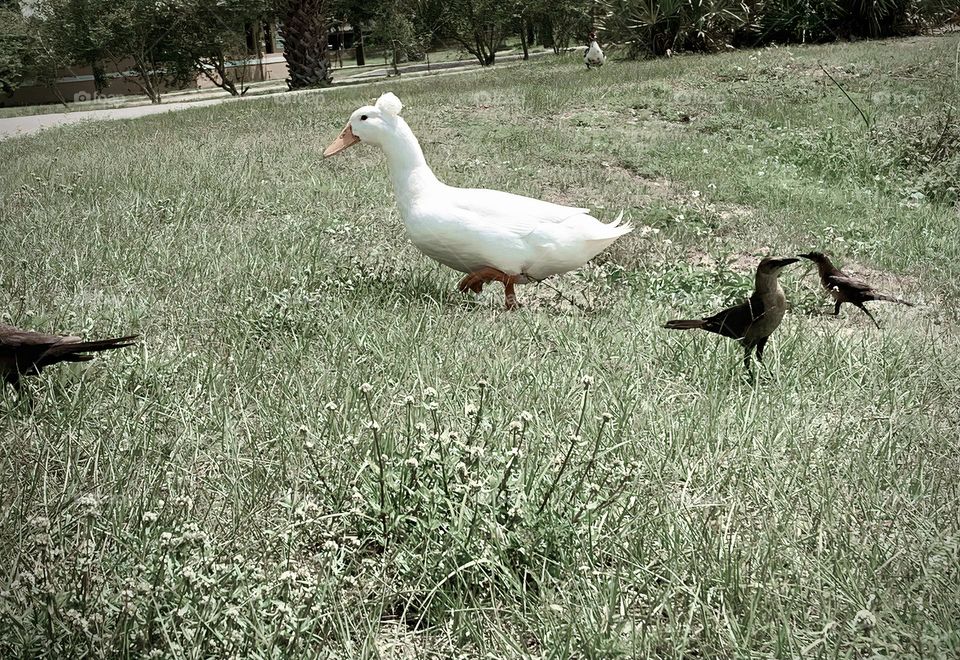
<box><xmin>405</xmin><ymin>185</ymin><xmax>628</xmax><ymax>278</ymax></box>
<box><xmin>447</xmin><ymin>187</ymin><xmax>589</xmax><ymax>237</ymax></box>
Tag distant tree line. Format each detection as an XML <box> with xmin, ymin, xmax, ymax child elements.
<box><xmin>0</xmin><ymin>0</ymin><xmax>956</xmax><ymax>103</ymax></box>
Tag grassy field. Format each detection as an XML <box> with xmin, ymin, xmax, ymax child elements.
<box><xmin>1</xmin><ymin>33</ymin><xmax>959</xmax><ymax>658</ymax></box>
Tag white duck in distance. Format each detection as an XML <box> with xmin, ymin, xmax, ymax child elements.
<box><xmin>584</xmin><ymin>33</ymin><xmax>605</xmax><ymax>69</ymax></box>
<box><xmin>323</xmin><ymin>92</ymin><xmax>631</xmax><ymax>310</ymax></box>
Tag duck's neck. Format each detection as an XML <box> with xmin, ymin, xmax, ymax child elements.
<box><xmin>380</xmin><ymin>118</ymin><xmax>441</xmax><ymax>214</ymax></box>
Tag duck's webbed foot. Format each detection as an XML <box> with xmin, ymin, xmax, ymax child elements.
<box><xmin>457</xmin><ymin>267</ymin><xmax>521</xmax><ymax>310</ymax></box>
<box><xmin>457</xmin><ymin>272</ymin><xmax>486</xmax><ymax>294</ymax></box>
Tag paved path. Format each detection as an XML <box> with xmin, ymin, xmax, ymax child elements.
<box><xmin>0</xmin><ymin>98</ymin><xmax>236</xmax><ymax>141</ymax></box>
<box><xmin>0</xmin><ymin>51</ymin><xmax>554</xmax><ymax>141</ymax></box>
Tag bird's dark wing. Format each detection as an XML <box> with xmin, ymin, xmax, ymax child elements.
<box><xmin>826</xmin><ymin>273</ymin><xmax>875</xmax><ymax>297</ymax></box>
<box><xmin>701</xmin><ymin>297</ymin><xmax>764</xmax><ymax>340</ymax></box>
<box><xmin>0</xmin><ymin>324</ymin><xmax>71</xmax><ymax>347</ymax></box>
<box><xmin>0</xmin><ymin>326</ymin><xmax>67</xmax><ymax>382</ymax></box>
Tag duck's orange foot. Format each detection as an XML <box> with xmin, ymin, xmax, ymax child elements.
<box><xmin>457</xmin><ymin>272</ymin><xmax>486</xmax><ymax>294</ymax></box>
<box><xmin>457</xmin><ymin>267</ymin><xmax>521</xmax><ymax>310</ymax></box>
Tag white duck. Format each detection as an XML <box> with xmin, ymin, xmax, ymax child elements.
<box><xmin>323</xmin><ymin>92</ymin><xmax>631</xmax><ymax>309</ymax></box>
<box><xmin>584</xmin><ymin>32</ymin><xmax>605</xmax><ymax>69</ymax></box>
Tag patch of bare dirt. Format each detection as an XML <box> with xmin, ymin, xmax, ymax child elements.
<box><xmin>685</xmin><ymin>248</ymin><xmax>776</xmax><ymax>274</ymax></box>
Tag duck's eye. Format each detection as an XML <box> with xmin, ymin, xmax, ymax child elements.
<box><xmin>360</xmin><ymin>115</ymin><xmax>368</xmax><ymax>121</ymax></box>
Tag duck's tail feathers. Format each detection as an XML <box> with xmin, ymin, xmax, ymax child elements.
<box><xmin>592</xmin><ymin>210</ymin><xmax>631</xmax><ymax>240</ymax></box>
<box><xmin>664</xmin><ymin>319</ymin><xmax>706</xmax><ymax>330</ymax></box>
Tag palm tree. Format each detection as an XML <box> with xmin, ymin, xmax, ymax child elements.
<box><xmin>280</xmin><ymin>0</ymin><xmax>331</xmax><ymax>88</ymax></box>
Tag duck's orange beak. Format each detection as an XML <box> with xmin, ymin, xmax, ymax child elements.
<box><xmin>324</xmin><ymin>122</ymin><xmax>360</xmax><ymax>157</ymax></box>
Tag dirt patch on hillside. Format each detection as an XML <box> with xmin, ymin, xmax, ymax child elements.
<box><xmin>685</xmin><ymin>248</ymin><xmax>775</xmax><ymax>273</ymax></box>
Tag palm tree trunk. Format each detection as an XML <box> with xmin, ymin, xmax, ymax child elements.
<box><xmin>280</xmin><ymin>0</ymin><xmax>332</xmax><ymax>89</ymax></box>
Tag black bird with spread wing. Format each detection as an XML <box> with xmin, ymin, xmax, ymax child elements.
<box><xmin>664</xmin><ymin>257</ymin><xmax>799</xmax><ymax>371</ymax></box>
<box><xmin>0</xmin><ymin>323</ymin><xmax>137</xmax><ymax>388</ymax></box>
<box><xmin>798</xmin><ymin>251</ymin><xmax>913</xmax><ymax>328</ymax></box>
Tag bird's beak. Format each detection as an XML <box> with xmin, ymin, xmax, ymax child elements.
<box><xmin>773</xmin><ymin>257</ymin><xmax>800</xmax><ymax>268</ymax></box>
<box><xmin>797</xmin><ymin>253</ymin><xmax>814</xmax><ymax>260</ymax></box>
<box><xmin>324</xmin><ymin>122</ymin><xmax>360</xmax><ymax>157</ymax></box>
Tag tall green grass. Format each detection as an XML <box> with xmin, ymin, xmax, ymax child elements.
<box><xmin>1</xmin><ymin>34</ymin><xmax>958</xmax><ymax>657</ymax></box>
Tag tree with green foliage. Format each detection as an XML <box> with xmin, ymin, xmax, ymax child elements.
<box><xmin>168</xmin><ymin>0</ymin><xmax>277</xmax><ymax>96</ymax></box>
<box><xmin>527</xmin><ymin>0</ymin><xmax>591</xmax><ymax>54</ymax></box>
<box><xmin>0</xmin><ymin>6</ymin><xmax>34</xmax><ymax>99</ymax></box>
<box><xmin>440</xmin><ymin>0</ymin><xmax>512</xmax><ymax>65</ymax></box>
<box><xmin>35</xmin><ymin>0</ymin><xmax>115</xmax><ymax>93</ymax></box>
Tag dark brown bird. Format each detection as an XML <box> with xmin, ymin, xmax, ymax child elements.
<box><xmin>0</xmin><ymin>323</ymin><xmax>137</xmax><ymax>387</ymax></box>
<box><xmin>664</xmin><ymin>257</ymin><xmax>799</xmax><ymax>371</ymax></box>
<box><xmin>798</xmin><ymin>251</ymin><xmax>913</xmax><ymax>328</ymax></box>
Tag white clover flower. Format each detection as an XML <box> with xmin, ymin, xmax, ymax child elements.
<box><xmin>853</xmin><ymin>609</ymin><xmax>876</xmax><ymax>630</ymax></box>
<box><xmin>423</xmin><ymin>387</ymin><xmax>438</xmax><ymax>398</ymax></box>
<box><xmin>325</xmin><ymin>401</ymin><xmax>338</xmax><ymax>411</ymax></box>
<box><xmin>28</xmin><ymin>515</ymin><xmax>50</xmax><ymax>529</ymax></box>
<box><xmin>519</xmin><ymin>410</ymin><xmax>533</xmax><ymax>422</ymax></box>
<box><xmin>581</xmin><ymin>375</ymin><xmax>594</xmax><ymax>387</ymax></box>
<box><xmin>141</xmin><ymin>511</ymin><xmax>159</xmax><ymax>524</ymax></box>
<box><xmin>322</xmin><ymin>539</ymin><xmax>339</xmax><ymax>552</ymax></box>
<box><xmin>359</xmin><ymin>383</ymin><xmax>373</xmax><ymax>393</ymax></box>
<box><xmin>365</xmin><ymin>421</ymin><xmax>381</xmax><ymax>431</ymax></box>
<box><xmin>477</xmin><ymin>378</ymin><xmax>488</xmax><ymax>389</ymax></box>
<box><xmin>601</xmin><ymin>412</ymin><xmax>613</xmax><ymax>422</ymax></box>
<box><xmin>403</xmin><ymin>395</ymin><xmax>415</xmax><ymax>405</ymax></box>
<box><xmin>414</xmin><ymin>422</ymin><xmax>427</xmax><ymax>433</ymax></box>
<box><xmin>404</xmin><ymin>457</ymin><xmax>419</xmax><ymax>469</ymax></box>
<box><xmin>464</xmin><ymin>403</ymin><xmax>478</xmax><ymax>416</ymax></box>
<box><xmin>509</xmin><ymin>420</ymin><xmax>523</xmax><ymax>431</ymax></box>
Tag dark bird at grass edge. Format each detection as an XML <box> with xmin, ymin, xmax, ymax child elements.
<box><xmin>664</xmin><ymin>257</ymin><xmax>799</xmax><ymax>372</ymax></box>
<box><xmin>798</xmin><ymin>251</ymin><xmax>913</xmax><ymax>329</ymax></box>
<box><xmin>0</xmin><ymin>323</ymin><xmax>137</xmax><ymax>388</ymax></box>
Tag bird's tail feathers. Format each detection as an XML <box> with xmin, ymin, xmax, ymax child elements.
<box><xmin>873</xmin><ymin>294</ymin><xmax>914</xmax><ymax>307</ymax></box>
<box><xmin>42</xmin><ymin>335</ymin><xmax>139</xmax><ymax>361</ymax></box>
<box><xmin>664</xmin><ymin>319</ymin><xmax>706</xmax><ymax>330</ymax></box>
